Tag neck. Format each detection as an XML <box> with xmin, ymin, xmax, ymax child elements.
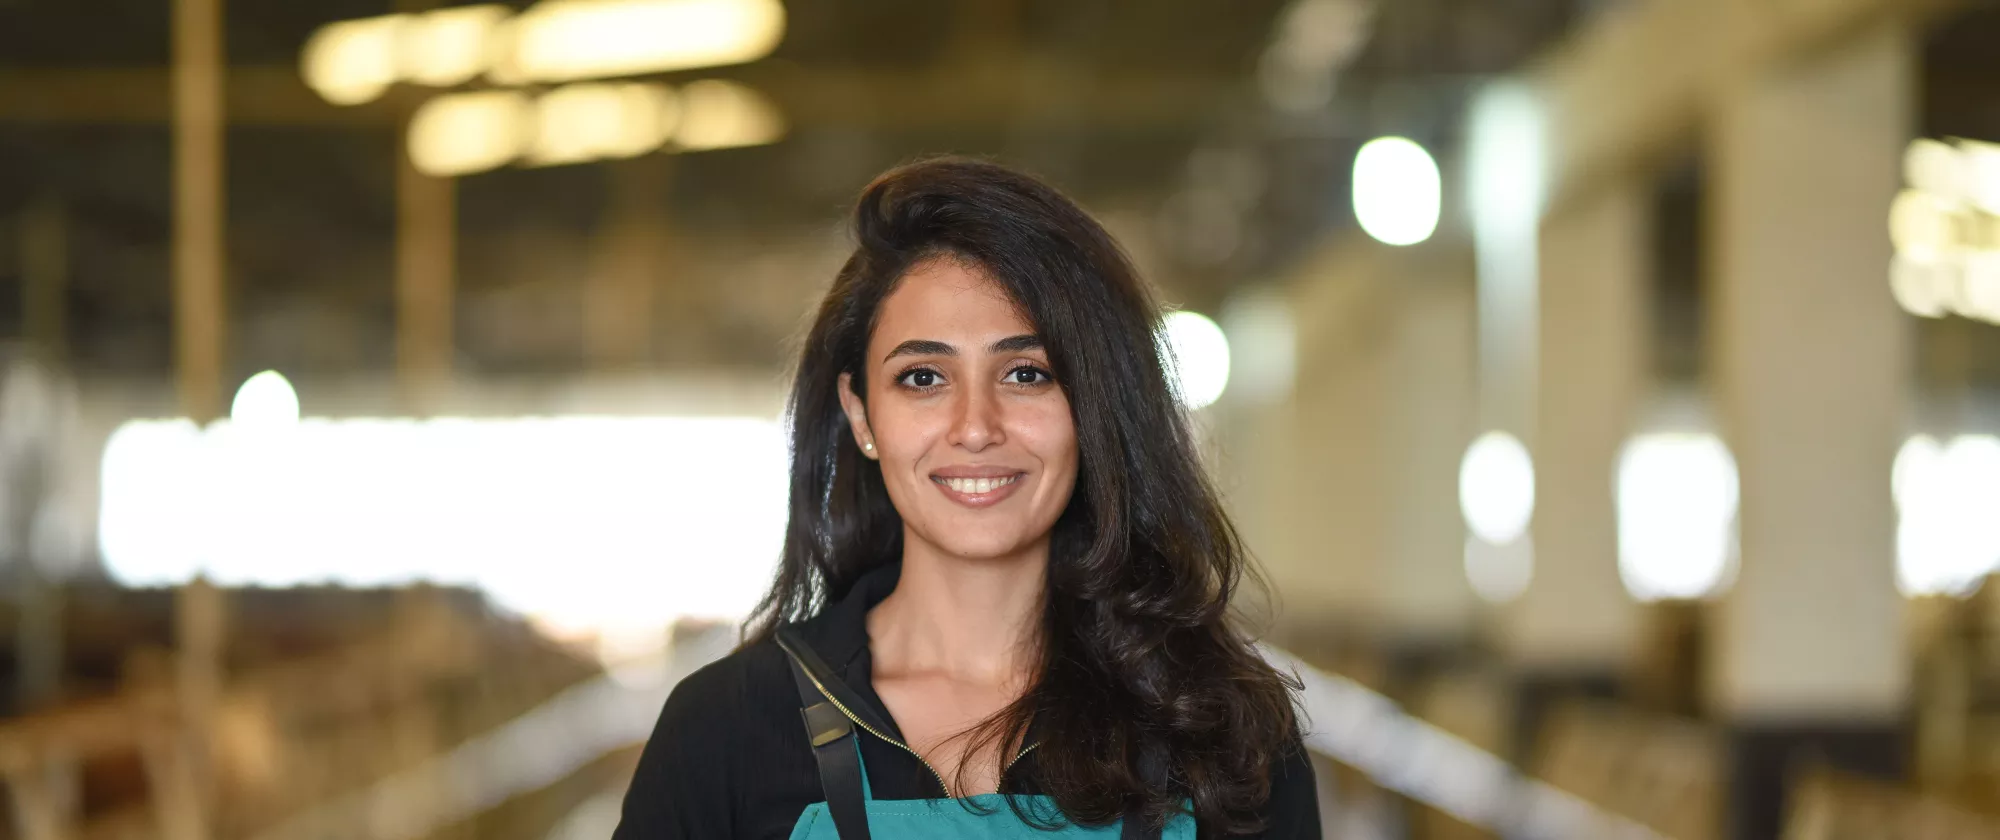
<box><xmin>867</xmin><ymin>536</ymin><xmax>1048</xmax><ymax>683</ymax></box>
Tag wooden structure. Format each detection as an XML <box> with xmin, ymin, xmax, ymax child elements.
<box><xmin>0</xmin><ymin>581</ymin><xmax>604</xmax><ymax>840</ymax></box>
<box><xmin>1785</xmin><ymin>768</ymin><xmax>2000</xmax><ymax>840</ymax></box>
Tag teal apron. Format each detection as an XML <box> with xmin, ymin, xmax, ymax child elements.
<box><xmin>776</xmin><ymin>626</ymin><xmax>1198</xmax><ymax>840</ymax></box>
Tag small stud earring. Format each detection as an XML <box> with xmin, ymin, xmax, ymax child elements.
<box><xmin>863</xmin><ymin>441</ymin><xmax>874</xmax><ymax>452</ymax></box>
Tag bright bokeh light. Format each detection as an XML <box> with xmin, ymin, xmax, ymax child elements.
<box><xmin>1615</xmin><ymin>433</ymin><xmax>1738</xmax><ymax>601</ymax></box>
<box><xmin>1889</xmin><ymin>253</ymin><xmax>1953</xmax><ymax>319</ymax></box>
<box><xmin>1897</xmin><ymin>434</ymin><xmax>2000</xmax><ymax>597</ymax></box>
<box><xmin>1893</xmin><ymin>434</ymin><xmax>1945</xmax><ymax>511</ymax></box>
<box><xmin>408</xmin><ymin>90</ymin><xmax>532</xmax><ymax>176</ymax></box>
<box><xmin>99</xmin><ymin>415</ymin><xmax>789</xmax><ymax>640</ymax></box>
<box><xmin>1888</xmin><ymin>188</ymin><xmax>1956</xmax><ymax>259</ymax></box>
<box><xmin>529</xmin><ymin>82</ymin><xmax>679</xmax><ymax>165</ymax></box>
<box><xmin>1888</xmin><ymin>137</ymin><xmax>2000</xmax><ymax>325</ymax></box>
<box><xmin>231</xmin><ymin>371</ymin><xmax>300</xmax><ymax>428</ymax></box>
<box><xmin>1464</xmin><ymin>534</ymin><xmax>1532</xmax><ymax>604</ymax></box>
<box><xmin>1967</xmin><ymin>141</ymin><xmax>2000</xmax><ymax>215</ymax></box>
<box><xmin>1907</xmin><ymin>136</ymin><xmax>2000</xmax><ymax>215</ymax></box>
<box><xmin>300</xmin><ymin>14</ymin><xmax>406</xmax><ymax>106</ymax></box>
<box><xmin>1458</xmin><ymin>431</ymin><xmax>1534</xmax><ymax>545</ymax></box>
<box><xmin>399</xmin><ymin>4</ymin><xmax>509</xmax><ymax>86</ymax></box>
<box><xmin>1159</xmin><ymin>310</ymin><xmax>1232</xmax><ymax>410</ymax></box>
<box><xmin>1905</xmin><ymin>138</ymin><xmax>1962</xmax><ymax>197</ymax></box>
<box><xmin>672</xmin><ymin>80</ymin><xmax>786</xmax><ymax>151</ymax></box>
<box><xmin>409</xmin><ymin>80</ymin><xmax>782</xmax><ymax>176</ymax></box>
<box><xmin>1892</xmin><ymin>252</ymin><xmax>2000</xmax><ymax>324</ymax></box>
<box><xmin>1352</xmin><ymin>136</ymin><xmax>1441</xmax><ymax>246</ymax></box>
<box><xmin>303</xmin><ymin>0</ymin><xmax>783</xmax><ymax>105</ymax></box>
<box><xmin>493</xmin><ymin>0</ymin><xmax>786</xmax><ymax>84</ymax></box>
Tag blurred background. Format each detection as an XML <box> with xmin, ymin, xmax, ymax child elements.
<box><xmin>2</xmin><ymin>0</ymin><xmax>1999</xmax><ymax>837</ymax></box>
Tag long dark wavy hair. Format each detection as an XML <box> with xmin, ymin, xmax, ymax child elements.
<box><xmin>743</xmin><ymin>157</ymin><xmax>1301</xmax><ymax>835</ymax></box>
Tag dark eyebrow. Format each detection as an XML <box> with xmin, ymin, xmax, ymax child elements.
<box><xmin>882</xmin><ymin>334</ymin><xmax>1042</xmax><ymax>363</ymax></box>
<box><xmin>989</xmin><ymin>334</ymin><xmax>1043</xmax><ymax>354</ymax></box>
<box><xmin>883</xmin><ymin>339</ymin><xmax>956</xmax><ymax>363</ymax></box>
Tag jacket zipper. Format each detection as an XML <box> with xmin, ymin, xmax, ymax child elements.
<box><xmin>795</xmin><ymin>661</ymin><xmax>957</xmax><ymax>796</ymax></box>
<box><xmin>1002</xmin><ymin>740</ymin><xmax>1040</xmax><ymax>776</ymax></box>
<box><xmin>795</xmin><ymin>664</ymin><xmax>1042</xmax><ymax>799</ymax></box>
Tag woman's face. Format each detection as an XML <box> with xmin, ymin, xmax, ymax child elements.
<box><xmin>839</xmin><ymin>258</ymin><xmax>1079</xmax><ymax>564</ymax></box>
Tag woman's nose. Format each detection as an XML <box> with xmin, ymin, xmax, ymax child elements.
<box><xmin>948</xmin><ymin>383</ymin><xmax>1005</xmax><ymax>451</ymax></box>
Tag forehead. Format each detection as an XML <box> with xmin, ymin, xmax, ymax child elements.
<box><xmin>870</xmin><ymin>259</ymin><xmax>1035</xmax><ymax>349</ymax></box>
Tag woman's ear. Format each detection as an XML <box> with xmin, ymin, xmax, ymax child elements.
<box><xmin>836</xmin><ymin>372</ymin><xmax>878</xmax><ymax>460</ymax></box>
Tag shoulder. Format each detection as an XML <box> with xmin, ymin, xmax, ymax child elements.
<box><xmin>654</xmin><ymin>635</ymin><xmax>795</xmax><ymax>735</ymax></box>
<box><xmin>1256</xmin><ymin>730</ymin><xmax>1321</xmax><ymax>838</ymax></box>
<box><xmin>614</xmin><ymin>636</ymin><xmax>807</xmax><ymax>838</ymax></box>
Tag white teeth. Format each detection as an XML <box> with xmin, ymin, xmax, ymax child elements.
<box><xmin>940</xmin><ymin>475</ymin><xmax>1017</xmax><ymax>494</ymax></box>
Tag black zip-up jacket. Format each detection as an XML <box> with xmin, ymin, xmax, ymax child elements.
<box><xmin>611</xmin><ymin>560</ymin><xmax>1323</xmax><ymax>838</ymax></box>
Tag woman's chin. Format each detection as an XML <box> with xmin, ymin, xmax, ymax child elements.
<box><xmin>913</xmin><ymin>527</ymin><xmax>1048</xmax><ymax>564</ymax></box>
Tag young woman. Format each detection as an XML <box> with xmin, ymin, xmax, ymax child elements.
<box><xmin>612</xmin><ymin>159</ymin><xmax>1319</xmax><ymax>839</ymax></box>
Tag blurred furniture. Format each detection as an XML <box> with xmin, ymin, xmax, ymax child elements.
<box><xmin>1912</xmin><ymin>580</ymin><xmax>2000</xmax><ymax>819</ymax></box>
<box><xmin>1784</xmin><ymin>767</ymin><xmax>2000</xmax><ymax>840</ymax></box>
<box><xmin>1530</xmin><ymin>699</ymin><xmax>1723</xmax><ymax>840</ymax></box>
<box><xmin>0</xmin><ymin>580</ymin><xmax>604</xmax><ymax>840</ymax></box>
<box><xmin>1402</xmin><ymin>664</ymin><xmax>1511</xmax><ymax>840</ymax></box>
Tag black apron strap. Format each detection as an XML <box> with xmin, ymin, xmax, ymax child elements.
<box><xmin>777</xmin><ymin>627</ymin><xmax>872</xmax><ymax>840</ymax></box>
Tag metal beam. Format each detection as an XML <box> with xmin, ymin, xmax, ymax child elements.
<box><xmin>0</xmin><ymin>64</ymin><xmax>1239</xmax><ymax>132</ymax></box>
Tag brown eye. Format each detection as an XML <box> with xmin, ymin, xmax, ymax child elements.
<box><xmin>1009</xmin><ymin>366</ymin><xmax>1052</xmax><ymax>385</ymax></box>
<box><xmin>896</xmin><ymin>368</ymin><xmax>943</xmax><ymax>389</ymax></box>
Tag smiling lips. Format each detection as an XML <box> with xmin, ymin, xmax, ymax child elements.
<box><xmin>931</xmin><ymin>471</ymin><xmax>1025</xmax><ymax>507</ymax></box>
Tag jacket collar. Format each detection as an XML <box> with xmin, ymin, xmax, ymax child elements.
<box><xmin>800</xmin><ymin>559</ymin><xmax>903</xmax><ymax>678</ymax></box>
<box><xmin>788</xmin><ymin>560</ymin><xmax>907</xmax><ymax>743</ymax></box>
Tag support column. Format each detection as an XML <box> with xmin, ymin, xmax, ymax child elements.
<box><xmin>1256</xmin><ymin>244</ymin><xmax>1479</xmax><ymax>691</ymax></box>
<box><xmin>1502</xmin><ymin>178</ymin><xmax>1653</xmax><ymax>759</ymax></box>
<box><xmin>1266</xmin><ymin>249</ymin><xmax>1397</xmax><ymax>660</ymax></box>
<box><xmin>585</xmin><ymin>158</ymin><xmax>670</xmax><ymax>370</ymax></box>
<box><xmin>166</xmin><ymin>578</ymin><xmax>225</xmax><ymax>840</ymax></box>
<box><xmin>1213</xmin><ymin>291</ymin><xmax>1303</xmax><ymax>631</ymax></box>
<box><xmin>22</xmin><ymin>198</ymin><xmax>67</xmax><ymax>364</ymax></box>
<box><xmin>1377</xmin><ymin>264</ymin><xmax>1480</xmax><ymax>672</ymax></box>
<box><xmin>172</xmin><ymin>0</ymin><xmax>225</xmax><ymax>422</ymax></box>
<box><xmin>395</xmin><ymin>0</ymin><xmax>457</xmax><ymax>413</ymax></box>
<box><xmin>12</xmin><ymin>204</ymin><xmax>71</xmax><ymax>716</ymax></box>
<box><xmin>395</xmin><ymin>149</ymin><xmax>457</xmax><ymax>414</ymax></box>
<box><xmin>1294</xmin><ymin>318</ymin><xmax>1390</xmax><ymax>632</ymax></box>
<box><xmin>1216</xmin><ymin>369</ymin><xmax>1315</xmax><ymax>646</ymax></box>
<box><xmin>1706</xmin><ymin>23</ymin><xmax>1913</xmax><ymax>840</ymax></box>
